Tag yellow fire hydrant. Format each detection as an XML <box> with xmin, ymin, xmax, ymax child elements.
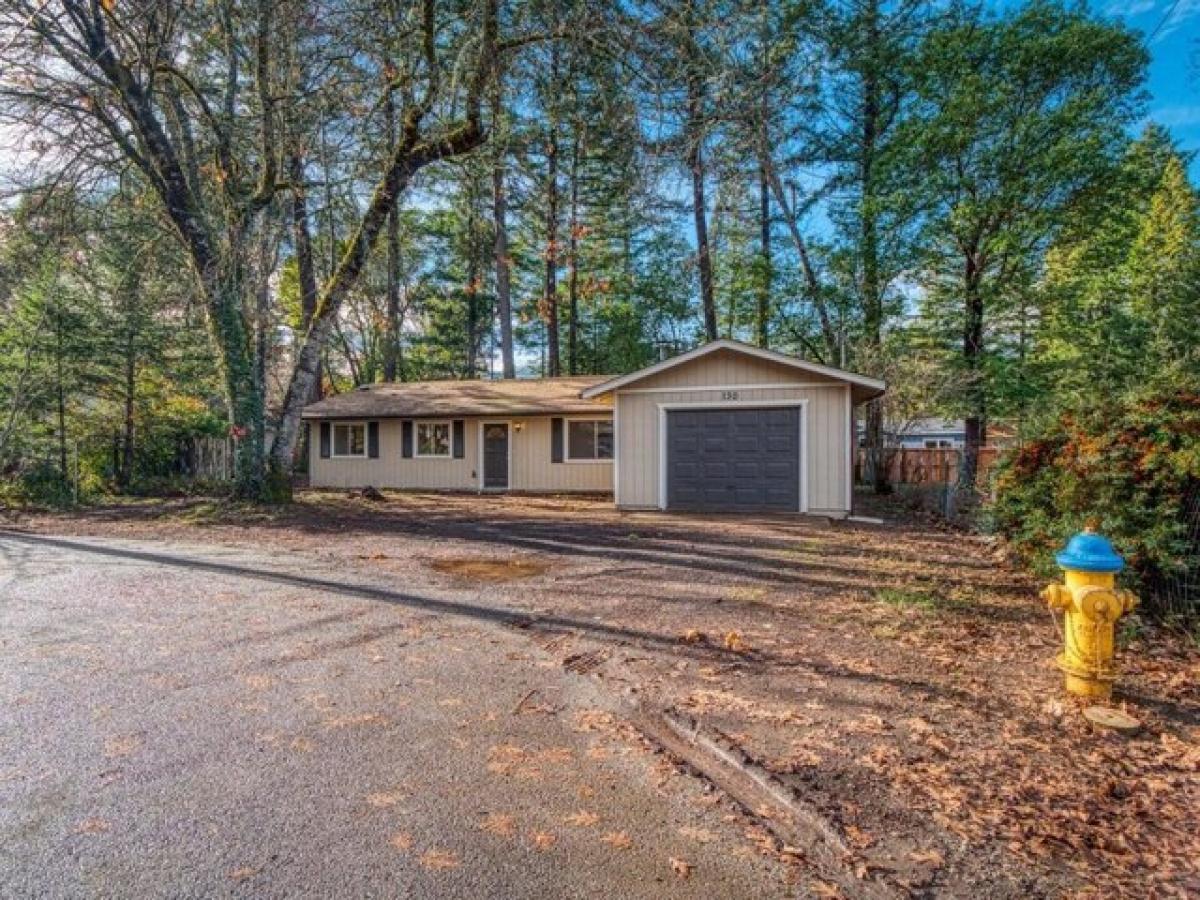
<box><xmin>1041</xmin><ymin>530</ymin><xmax>1138</xmax><ymax>700</ymax></box>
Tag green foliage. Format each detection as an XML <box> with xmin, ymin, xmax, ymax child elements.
<box><xmin>1036</xmin><ymin>129</ymin><xmax>1200</xmax><ymax>408</ymax></box>
<box><xmin>899</xmin><ymin>0</ymin><xmax>1148</xmax><ymax>461</ymax></box>
<box><xmin>990</xmin><ymin>384</ymin><xmax>1200</xmax><ymax>623</ymax></box>
<box><xmin>0</xmin><ymin>190</ymin><xmax>224</xmax><ymax>504</ymax></box>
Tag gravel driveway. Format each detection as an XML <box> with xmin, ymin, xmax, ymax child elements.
<box><xmin>7</xmin><ymin>492</ymin><xmax>1199</xmax><ymax>898</ymax></box>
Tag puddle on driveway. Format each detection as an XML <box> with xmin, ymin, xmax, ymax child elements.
<box><xmin>429</xmin><ymin>558</ymin><xmax>548</xmax><ymax>581</ymax></box>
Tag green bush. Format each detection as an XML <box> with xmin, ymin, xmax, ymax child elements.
<box><xmin>0</xmin><ymin>460</ymin><xmax>77</xmax><ymax>507</ymax></box>
<box><xmin>989</xmin><ymin>385</ymin><xmax>1200</xmax><ymax>624</ymax></box>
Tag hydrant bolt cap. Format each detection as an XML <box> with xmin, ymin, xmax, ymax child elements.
<box><xmin>1055</xmin><ymin>531</ymin><xmax>1125</xmax><ymax>574</ymax></box>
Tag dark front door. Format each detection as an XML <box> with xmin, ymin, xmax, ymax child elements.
<box><xmin>666</xmin><ymin>407</ymin><xmax>800</xmax><ymax>512</ymax></box>
<box><xmin>483</xmin><ymin>423</ymin><xmax>509</xmax><ymax>490</ymax></box>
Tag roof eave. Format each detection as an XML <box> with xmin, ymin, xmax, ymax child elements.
<box><xmin>301</xmin><ymin>404</ymin><xmax>611</xmax><ymax>420</ymax></box>
<box><xmin>581</xmin><ymin>338</ymin><xmax>886</xmax><ymax>398</ymax></box>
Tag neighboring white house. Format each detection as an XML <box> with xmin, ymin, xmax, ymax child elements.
<box><xmin>887</xmin><ymin>418</ymin><xmax>965</xmax><ymax>449</ymax></box>
<box><xmin>303</xmin><ymin>339</ymin><xmax>885</xmax><ymax>517</ymax></box>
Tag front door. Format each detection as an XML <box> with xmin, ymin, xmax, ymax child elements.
<box><xmin>482</xmin><ymin>423</ymin><xmax>509</xmax><ymax>490</ymax></box>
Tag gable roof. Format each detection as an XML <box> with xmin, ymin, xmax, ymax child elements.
<box><xmin>302</xmin><ymin>376</ymin><xmax>612</xmax><ymax>420</ymax></box>
<box><xmin>580</xmin><ymin>339</ymin><xmax>886</xmax><ymax>400</ymax></box>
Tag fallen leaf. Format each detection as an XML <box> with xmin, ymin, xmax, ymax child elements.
<box><xmin>389</xmin><ymin>832</ymin><xmax>413</xmax><ymax>851</ymax></box>
<box><xmin>670</xmin><ymin>856</ymin><xmax>693</xmax><ymax>879</ymax></box>
<box><xmin>844</xmin><ymin>824</ymin><xmax>874</xmax><ymax>848</ymax></box>
<box><xmin>531</xmin><ymin>830</ymin><xmax>557</xmax><ymax>850</ymax></box>
<box><xmin>242</xmin><ymin>674</ymin><xmax>273</xmax><ymax>691</ymax></box>
<box><xmin>602</xmin><ymin>831</ymin><xmax>633</xmax><ymax>850</ymax></box>
<box><xmin>909</xmin><ymin>847</ymin><xmax>945</xmax><ymax>866</ymax></box>
<box><xmin>480</xmin><ymin>813</ymin><xmax>516</xmax><ymax>837</ymax></box>
<box><xmin>366</xmin><ymin>791</ymin><xmax>403</xmax><ymax>808</ymax></box>
<box><xmin>419</xmin><ymin>849</ymin><xmax>460</xmax><ymax>870</ymax></box>
<box><xmin>724</xmin><ymin>630</ymin><xmax>750</xmax><ymax>652</ymax></box>
<box><xmin>104</xmin><ymin>734</ymin><xmax>140</xmax><ymax>758</ymax></box>
<box><xmin>323</xmin><ymin>712</ymin><xmax>387</xmax><ymax>729</ymax></box>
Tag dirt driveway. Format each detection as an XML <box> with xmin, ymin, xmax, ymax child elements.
<box><xmin>11</xmin><ymin>491</ymin><xmax>1200</xmax><ymax>898</ymax></box>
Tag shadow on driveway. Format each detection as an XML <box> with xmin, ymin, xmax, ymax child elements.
<box><xmin>0</xmin><ymin>530</ymin><xmax>1028</xmax><ymax>715</ymax></box>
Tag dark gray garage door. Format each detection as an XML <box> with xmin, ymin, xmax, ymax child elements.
<box><xmin>666</xmin><ymin>407</ymin><xmax>800</xmax><ymax>512</ymax></box>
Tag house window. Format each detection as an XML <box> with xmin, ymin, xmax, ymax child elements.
<box><xmin>333</xmin><ymin>423</ymin><xmax>366</xmax><ymax>458</ymax></box>
<box><xmin>416</xmin><ymin>421</ymin><xmax>452</xmax><ymax>458</ymax></box>
<box><xmin>566</xmin><ymin>419</ymin><xmax>613</xmax><ymax>461</ymax></box>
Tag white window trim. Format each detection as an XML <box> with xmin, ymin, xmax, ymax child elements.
<box><xmin>564</xmin><ymin>416</ymin><xmax>614</xmax><ymax>464</ymax></box>
<box><xmin>414</xmin><ymin>419</ymin><xmax>453</xmax><ymax>459</ymax></box>
<box><xmin>656</xmin><ymin>400</ymin><xmax>809</xmax><ymax>514</ymax></box>
<box><xmin>331</xmin><ymin>421</ymin><xmax>368</xmax><ymax>459</ymax></box>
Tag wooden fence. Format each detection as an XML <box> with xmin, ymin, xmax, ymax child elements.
<box><xmin>183</xmin><ymin>436</ymin><xmax>236</xmax><ymax>481</ymax></box>
<box><xmin>855</xmin><ymin>446</ymin><xmax>1000</xmax><ymax>486</ymax></box>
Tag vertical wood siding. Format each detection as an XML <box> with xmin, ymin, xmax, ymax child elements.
<box><xmin>308</xmin><ymin>415</ymin><xmax>613</xmax><ymax>493</ymax></box>
<box><xmin>613</xmin><ymin>350</ymin><xmax>852</xmax><ymax>514</ymax></box>
<box><xmin>627</xmin><ymin>347</ymin><xmax>844</xmax><ymax>390</ymax></box>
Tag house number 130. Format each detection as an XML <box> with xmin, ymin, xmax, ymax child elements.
<box><xmin>721</xmin><ymin>390</ymin><xmax>740</xmax><ymax>400</ymax></box>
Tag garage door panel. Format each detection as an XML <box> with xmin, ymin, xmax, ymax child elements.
<box><xmin>763</xmin><ymin>460</ymin><xmax>794</xmax><ymax>479</ymax></box>
<box><xmin>764</xmin><ymin>434</ymin><xmax>794</xmax><ymax>452</ymax></box>
<box><xmin>702</xmin><ymin>461</ymin><xmax>730</xmax><ymax>479</ymax></box>
<box><xmin>732</xmin><ymin>461</ymin><xmax>761</xmax><ymax>479</ymax></box>
<box><xmin>666</xmin><ymin>407</ymin><xmax>800</xmax><ymax>512</ymax></box>
<box><xmin>730</xmin><ymin>435</ymin><xmax>760</xmax><ymax>453</ymax></box>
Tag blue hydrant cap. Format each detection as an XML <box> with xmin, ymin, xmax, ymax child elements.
<box><xmin>1055</xmin><ymin>531</ymin><xmax>1125</xmax><ymax>573</ymax></box>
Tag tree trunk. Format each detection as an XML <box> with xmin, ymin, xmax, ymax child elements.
<box><xmin>567</xmin><ymin>128</ymin><xmax>583</xmax><ymax>375</ymax></box>
<box><xmin>383</xmin><ymin>91</ymin><xmax>402</xmax><ymax>382</ymax></box>
<box><xmin>491</xmin><ymin>68</ymin><xmax>515</xmax><ymax>379</ymax></box>
<box><xmin>289</xmin><ymin>153</ymin><xmax>322</xmax><ymax>400</ymax></box>
<box><xmin>961</xmin><ymin>255</ymin><xmax>986</xmax><ymax>492</ymax></box>
<box><xmin>270</xmin><ymin>119</ymin><xmax>488</xmax><ymax>473</ymax></box>
<box><xmin>765</xmin><ymin>164</ymin><xmax>838</xmax><ymax>362</ymax></box>
<box><xmin>756</xmin><ymin>158</ymin><xmax>771</xmax><ymax>347</ymax></box>
<box><xmin>543</xmin><ymin>47</ymin><xmax>562</xmax><ymax>377</ymax></box>
<box><xmin>120</xmin><ymin>324</ymin><xmax>136</xmax><ymax>489</ymax></box>
<box><xmin>271</xmin><ymin>0</ymin><xmax>497</xmax><ymax>475</ymax></box>
<box><xmin>687</xmin><ymin>75</ymin><xmax>716</xmax><ymax>342</ymax></box>
<box><xmin>860</xmin><ymin>0</ymin><xmax>888</xmax><ymax>494</ymax></box>
<box><xmin>466</xmin><ymin>199</ymin><xmax>480</xmax><ymax>377</ymax></box>
<box><xmin>55</xmin><ymin>308</ymin><xmax>67</xmax><ymax>481</ymax></box>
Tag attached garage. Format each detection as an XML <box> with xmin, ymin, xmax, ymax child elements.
<box><xmin>582</xmin><ymin>339</ymin><xmax>885</xmax><ymax>518</ymax></box>
<box><xmin>665</xmin><ymin>406</ymin><xmax>801</xmax><ymax>512</ymax></box>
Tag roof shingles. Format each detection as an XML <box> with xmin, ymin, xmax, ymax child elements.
<box><xmin>301</xmin><ymin>376</ymin><xmax>612</xmax><ymax>419</ymax></box>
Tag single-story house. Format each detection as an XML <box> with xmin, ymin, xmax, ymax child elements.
<box><xmin>302</xmin><ymin>339</ymin><xmax>885</xmax><ymax>517</ymax></box>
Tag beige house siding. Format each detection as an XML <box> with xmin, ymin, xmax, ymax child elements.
<box><xmin>612</xmin><ymin>349</ymin><xmax>852</xmax><ymax>515</ymax></box>
<box><xmin>309</xmin><ymin>415</ymin><xmax>613</xmax><ymax>493</ymax></box>
<box><xmin>626</xmin><ymin>347</ymin><xmax>844</xmax><ymax>391</ymax></box>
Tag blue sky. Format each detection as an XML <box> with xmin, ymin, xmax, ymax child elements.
<box><xmin>1088</xmin><ymin>0</ymin><xmax>1199</xmax><ymax>172</ymax></box>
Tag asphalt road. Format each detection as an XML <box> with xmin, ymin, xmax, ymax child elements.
<box><xmin>0</xmin><ymin>531</ymin><xmax>789</xmax><ymax>899</ymax></box>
